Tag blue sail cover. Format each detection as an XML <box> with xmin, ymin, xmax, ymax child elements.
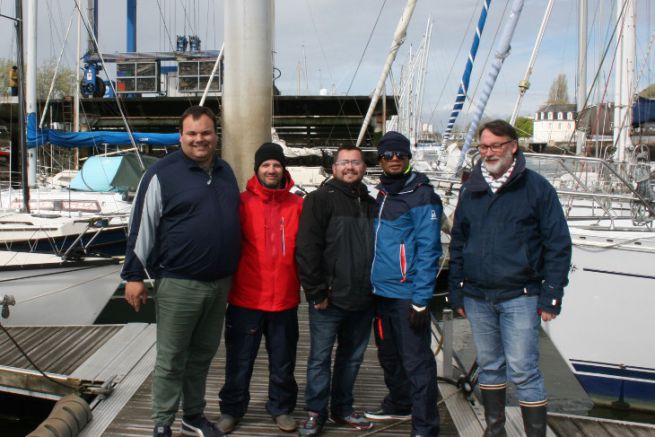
<box><xmin>70</xmin><ymin>155</ymin><xmax>123</xmax><ymax>191</ymax></box>
<box><xmin>633</xmin><ymin>96</ymin><xmax>655</xmax><ymax>126</ymax></box>
<box><xmin>26</xmin><ymin>112</ymin><xmax>180</xmax><ymax>148</ymax></box>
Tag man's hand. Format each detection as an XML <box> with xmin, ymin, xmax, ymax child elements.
<box><xmin>125</xmin><ymin>281</ymin><xmax>148</xmax><ymax>312</ymax></box>
<box><xmin>541</xmin><ymin>311</ymin><xmax>557</xmax><ymax>322</ymax></box>
<box><xmin>409</xmin><ymin>305</ymin><xmax>430</xmax><ymax>332</ymax></box>
<box><xmin>313</xmin><ymin>298</ymin><xmax>328</xmax><ymax>311</ymax></box>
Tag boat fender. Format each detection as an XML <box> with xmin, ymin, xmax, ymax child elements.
<box><xmin>27</xmin><ymin>393</ymin><xmax>92</xmax><ymax>437</ymax></box>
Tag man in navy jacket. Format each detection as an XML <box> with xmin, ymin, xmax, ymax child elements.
<box><xmin>366</xmin><ymin>131</ymin><xmax>442</xmax><ymax>437</ymax></box>
<box><xmin>448</xmin><ymin>120</ymin><xmax>571</xmax><ymax>437</ymax></box>
<box><xmin>123</xmin><ymin>106</ymin><xmax>240</xmax><ymax>437</ymax></box>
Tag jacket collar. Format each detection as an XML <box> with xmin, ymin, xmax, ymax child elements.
<box><xmin>179</xmin><ymin>149</ymin><xmax>223</xmax><ymax>172</ymax></box>
<box><xmin>246</xmin><ymin>170</ymin><xmax>295</xmax><ymax>201</ymax></box>
<box><xmin>467</xmin><ymin>150</ymin><xmax>527</xmax><ymax>193</ymax></box>
<box><xmin>325</xmin><ymin>177</ymin><xmax>370</xmax><ymax>200</ymax></box>
<box><xmin>376</xmin><ymin>171</ymin><xmax>431</xmax><ymax>195</ymax></box>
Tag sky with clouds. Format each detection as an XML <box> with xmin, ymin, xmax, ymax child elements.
<box><xmin>0</xmin><ymin>0</ymin><xmax>653</xmax><ymax>131</ymax></box>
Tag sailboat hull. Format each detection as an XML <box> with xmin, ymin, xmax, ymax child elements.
<box><xmin>543</xmin><ymin>228</ymin><xmax>655</xmax><ymax>412</ymax></box>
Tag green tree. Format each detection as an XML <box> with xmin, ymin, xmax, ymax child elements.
<box><xmin>640</xmin><ymin>83</ymin><xmax>655</xmax><ymax>98</ymax></box>
<box><xmin>0</xmin><ymin>57</ymin><xmax>76</xmax><ymax>99</ymax></box>
<box><xmin>514</xmin><ymin>116</ymin><xmax>533</xmax><ymax>138</ymax></box>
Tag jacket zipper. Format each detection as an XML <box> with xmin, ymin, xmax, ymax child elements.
<box><xmin>280</xmin><ymin>216</ymin><xmax>286</xmax><ymax>256</ymax></box>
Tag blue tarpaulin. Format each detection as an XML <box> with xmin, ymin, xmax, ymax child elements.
<box><xmin>70</xmin><ymin>155</ymin><xmax>123</xmax><ymax>191</ymax></box>
<box><xmin>633</xmin><ymin>96</ymin><xmax>655</xmax><ymax>126</ymax></box>
<box><xmin>26</xmin><ymin>112</ymin><xmax>180</xmax><ymax>148</ymax></box>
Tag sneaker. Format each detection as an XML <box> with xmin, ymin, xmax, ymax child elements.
<box><xmin>364</xmin><ymin>407</ymin><xmax>411</xmax><ymax>422</ymax></box>
<box><xmin>181</xmin><ymin>415</ymin><xmax>224</xmax><ymax>437</ymax></box>
<box><xmin>217</xmin><ymin>413</ymin><xmax>239</xmax><ymax>433</ymax></box>
<box><xmin>330</xmin><ymin>412</ymin><xmax>373</xmax><ymax>430</ymax></box>
<box><xmin>297</xmin><ymin>412</ymin><xmax>325</xmax><ymax>436</ymax></box>
<box><xmin>273</xmin><ymin>414</ymin><xmax>297</xmax><ymax>432</ymax></box>
<box><xmin>153</xmin><ymin>425</ymin><xmax>172</xmax><ymax>437</ymax></box>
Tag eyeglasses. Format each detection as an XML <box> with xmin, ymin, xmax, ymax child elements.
<box><xmin>334</xmin><ymin>159</ymin><xmax>364</xmax><ymax>167</ymax></box>
<box><xmin>378</xmin><ymin>151</ymin><xmax>411</xmax><ymax>161</ymax></box>
<box><xmin>476</xmin><ymin>139</ymin><xmax>515</xmax><ymax>153</ymax></box>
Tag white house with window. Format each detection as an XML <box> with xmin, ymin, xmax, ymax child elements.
<box><xmin>532</xmin><ymin>103</ymin><xmax>577</xmax><ymax>143</ymax></box>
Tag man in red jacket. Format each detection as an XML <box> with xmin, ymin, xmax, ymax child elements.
<box><xmin>217</xmin><ymin>142</ymin><xmax>303</xmax><ymax>434</ymax></box>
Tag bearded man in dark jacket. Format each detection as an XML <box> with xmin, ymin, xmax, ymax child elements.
<box><xmin>295</xmin><ymin>144</ymin><xmax>377</xmax><ymax>436</ymax></box>
<box><xmin>449</xmin><ymin>120</ymin><xmax>571</xmax><ymax>437</ymax></box>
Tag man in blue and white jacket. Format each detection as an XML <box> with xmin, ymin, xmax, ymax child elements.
<box><xmin>122</xmin><ymin>106</ymin><xmax>240</xmax><ymax>437</ymax></box>
<box><xmin>365</xmin><ymin>131</ymin><xmax>442</xmax><ymax>437</ymax></box>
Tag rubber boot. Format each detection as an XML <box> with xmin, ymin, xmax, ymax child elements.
<box><xmin>480</xmin><ymin>387</ymin><xmax>507</xmax><ymax>437</ymax></box>
<box><xmin>520</xmin><ymin>403</ymin><xmax>548</xmax><ymax>437</ymax></box>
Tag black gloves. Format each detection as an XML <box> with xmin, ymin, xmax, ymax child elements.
<box><xmin>409</xmin><ymin>304</ymin><xmax>430</xmax><ymax>333</ymax></box>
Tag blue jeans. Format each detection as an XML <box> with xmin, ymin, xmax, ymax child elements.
<box><xmin>219</xmin><ymin>304</ymin><xmax>298</xmax><ymax>418</ymax></box>
<box><xmin>463</xmin><ymin>295</ymin><xmax>546</xmax><ymax>402</ymax></box>
<box><xmin>305</xmin><ymin>304</ymin><xmax>373</xmax><ymax>419</ymax></box>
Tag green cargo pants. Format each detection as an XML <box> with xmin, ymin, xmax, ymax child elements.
<box><xmin>152</xmin><ymin>276</ymin><xmax>231</xmax><ymax>425</ymax></box>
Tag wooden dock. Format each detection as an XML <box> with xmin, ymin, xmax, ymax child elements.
<box><xmin>3</xmin><ymin>308</ymin><xmax>655</xmax><ymax>436</ymax></box>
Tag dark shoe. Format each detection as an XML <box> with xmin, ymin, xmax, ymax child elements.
<box><xmin>481</xmin><ymin>386</ymin><xmax>507</xmax><ymax>437</ymax></box>
<box><xmin>331</xmin><ymin>412</ymin><xmax>373</xmax><ymax>430</ymax></box>
<box><xmin>520</xmin><ymin>403</ymin><xmax>548</xmax><ymax>437</ymax></box>
<box><xmin>297</xmin><ymin>412</ymin><xmax>325</xmax><ymax>436</ymax></box>
<box><xmin>364</xmin><ymin>407</ymin><xmax>411</xmax><ymax>422</ymax></box>
<box><xmin>153</xmin><ymin>425</ymin><xmax>172</xmax><ymax>437</ymax></box>
<box><xmin>274</xmin><ymin>414</ymin><xmax>297</xmax><ymax>432</ymax></box>
<box><xmin>217</xmin><ymin>413</ymin><xmax>239</xmax><ymax>433</ymax></box>
<box><xmin>181</xmin><ymin>414</ymin><xmax>224</xmax><ymax>437</ymax></box>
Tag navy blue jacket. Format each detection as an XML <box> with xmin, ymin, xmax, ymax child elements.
<box><xmin>448</xmin><ymin>151</ymin><xmax>572</xmax><ymax>314</ymax></box>
<box><xmin>372</xmin><ymin>171</ymin><xmax>443</xmax><ymax>307</ymax></box>
<box><xmin>121</xmin><ymin>150</ymin><xmax>241</xmax><ymax>282</ymax></box>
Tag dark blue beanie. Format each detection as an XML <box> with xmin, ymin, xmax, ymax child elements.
<box><xmin>377</xmin><ymin>131</ymin><xmax>411</xmax><ymax>157</ymax></box>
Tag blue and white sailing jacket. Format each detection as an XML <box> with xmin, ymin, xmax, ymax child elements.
<box><xmin>371</xmin><ymin>172</ymin><xmax>443</xmax><ymax>307</ymax></box>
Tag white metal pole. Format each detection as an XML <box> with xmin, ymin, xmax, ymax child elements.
<box><xmin>613</xmin><ymin>0</ymin><xmax>635</xmax><ymax>163</ymax></box>
<box><xmin>25</xmin><ymin>0</ymin><xmax>37</xmax><ymax>187</ymax></box>
<box><xmin>223</xmin><ymin>0</ymin><xmax>274</xmax><ymax>189</ymax></box>
<box><xmin>356</xmin><ymin>0</ymin><xmax>417</xmax><ymax>147</ymax></box>
<box><xmin>575</xmin><ymin>0</ymin><xmax>587</xmax><ymax>155</ymax></box>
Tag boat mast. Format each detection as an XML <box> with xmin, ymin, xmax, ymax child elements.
<box><xmin>222</xmin><ymin>0</ymin><xmax>274</xmax><ymax>188</ymax></box>
<box><xmin>458</xmin><ymin>0</ymin><xmax>526</xmax><ymax>169</ymax></box>
<box><xmin>25</xmin><ymin>0</ymin><xmax>37</xmax><ymax>187</ymax></box>
<box><xmin>13</xmin><ymin>0</ymin><xmax>29</xmax><ymax>211</ymax></box>
<box><xmin>575</xmin><ymin>0</ymin><xmax>587</xmax><ymax>156</ymax></box>
<box><xmin>442</xmin><ymin>0</ymin><xmax>492</xmax><ymax>146</ymax></box>
<box><xmin>613</xmin><ymin>0</ymin><xmax>635</xmax><ymax>163</ymax></box>
<box><xmin>356</xmin><ymin>0</ymin><xmax>417</xmax><ymax>147</ymax></box>
<box><xmin>509</xmin><ymin>0</ymin><xmax>555</xmax><ymax>126</ymax></box>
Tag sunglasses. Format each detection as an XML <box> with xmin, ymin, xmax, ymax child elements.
<box><xmin>378</xmin><ymin>151</ymin><xmax>411</xmax><ymax>161</ymax></box>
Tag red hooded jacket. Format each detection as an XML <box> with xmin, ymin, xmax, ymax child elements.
<box><xmin>228</xmin><ymin>172</ymin><xmax>303</xmax><ymax>311</ymax></box>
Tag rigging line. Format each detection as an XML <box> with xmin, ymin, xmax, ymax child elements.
<box><xmin>155</xmin><ymin>0</ymin><xmax>175</xmax><ymax>51</ymax></box>
<box><xmin>72</xmin><ymin>0</ymin><xmax>142</xmax><ymax>165</ymax></box>
<box><xmin>39</xmin><ymin>7</ymin><xmax>76</xmax><ymax>129</ymax></box>
<box><xmin>0</xmin><ymin>322</ymin><xmax>80</xmax><ymax>391</ymax></box>
<box><xmin>180</xmin><ymin>0</ymin><xmax>195</xmax><ymax>38</ymax></box>
<box><xmin>4</xmin><ymin>265</ymin><xmax>120</xmax><ymax>304</ymax></box>
<box><xmin>464</xmin><ymin>0</ymin><xmax>510</xmax><ymax>117</ymax></box>
<box><xmin>325</xmin><ymin>0</ymin><xmax>388</xmax><ymax>145</ymax></box>
<box><xmin>302</xmin><ymin>0</ymin><xmax>336</xmax><ymax>87</ymax></box>
<box><xmin>427</xmin><ymin>3</ymin><xmax>479</xmax><ymax>129</ymax></box>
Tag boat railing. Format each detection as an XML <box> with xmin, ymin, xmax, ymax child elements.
<box><xmin>524</xmin><ymin>153</ymin><xmax>655</xmax><ymax>229</ymax></box>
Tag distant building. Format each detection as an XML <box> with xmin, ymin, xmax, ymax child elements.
<box><xmin>532</xmin><ymin>103</ymin><xmax>577</xmax><ymax>144</ymax></box>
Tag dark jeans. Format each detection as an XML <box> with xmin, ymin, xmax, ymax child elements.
<box><xmin>305</xmin><ymin>303</ymin><xmax>374</xmax><ymax>419</ymax></box>
<box><xmin>374</xmin><ymin>297</ymin><xmax>439</xmax><ymax>437</ymax></box>
<box><xmin>219</xmin><ymin>304</ymin><xmax>299</xmax><ymax>418</ymax></box>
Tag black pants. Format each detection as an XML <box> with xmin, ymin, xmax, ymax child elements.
<box><xmin>374</xmin><ymin>297</ymin><xmax>440</xmax><ymax>437</ymax></box>
<box><xmin>219</xmin><ymin>304</ymin><xmax>299</xmax><ymax>418</ymax></box>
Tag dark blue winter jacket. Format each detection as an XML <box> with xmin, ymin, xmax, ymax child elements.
<box><xmin>372</xmin><ymin>171</ymin><xmax>443</xmax><ymax>307</ymax></box>
<box><xmin>121</xmin><ymin>150</ymin><xmax>241</xmax><ymax>282</ymax></box>
<box><xmin>448</xmin><ymin>151</ymin><xmax>572</xmax><ymax>314</ymax></box>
